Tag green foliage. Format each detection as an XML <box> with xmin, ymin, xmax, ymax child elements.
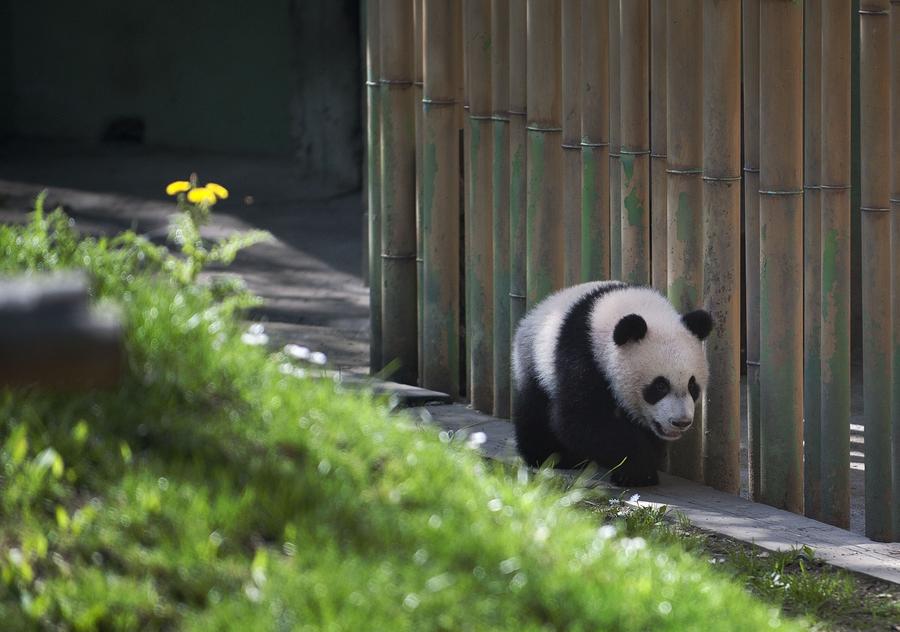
<box><xmin>0</xmin><ymin>202</ymin><xmax>802</xmax><ymax>631</ymax></box>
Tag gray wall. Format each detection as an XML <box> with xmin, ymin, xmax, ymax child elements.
<box><xmin>1</xmin><ymin>0</ymin><xmax>361</xmax><ymax>189</ymax></box>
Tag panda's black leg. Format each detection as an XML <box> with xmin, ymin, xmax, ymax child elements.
<box><xmin>512</xmin><ymin>378</ymin><xmax>571</xmax><ymax>467</ymax></box>
<box><xmin>549</xmin><ymin>401</ymin><xmax>663</xmax><ymax>486</ymax></box>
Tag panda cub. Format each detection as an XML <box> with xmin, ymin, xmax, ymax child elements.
<box><xmin>511</xmin><ymin>281</ymin><xmax>713</xmax><ymax>486</ymax></box>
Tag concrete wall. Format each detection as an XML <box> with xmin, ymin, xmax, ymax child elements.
<box><xmin>1</xmin><ymin>0</ymin><xmax>361</xmax><ymax>188</ymax></box>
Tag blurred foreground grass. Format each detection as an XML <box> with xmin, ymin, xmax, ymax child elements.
<box><xmin>0</xmin><ymin>200</ymin><xmax>799</xmax><ymax>630</ymax></box>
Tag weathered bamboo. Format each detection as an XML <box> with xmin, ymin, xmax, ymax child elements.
<box><xmin>759</xmin><ymin>0</ymin><xmax>803</xmax><ymax>513</ymax></box>
<box><xmin>380</xmin><ymin>0</ymin><xmax>418</xmax><ymax>384</ymax></box>
<box><xmin>526</xmin><ymin>0</ymin><xmax>563</xmax><ymax>306</ymax></box>
<box><xmin>619</xmin><ymin>0</ymin><xmax>650</xmax><ymax>285</ymax></box>
<box><xmin>666</xmin><ymin>0</ymin><xmax>704</xmax><ymax>482</ymax></box>
<box><xmin>819</xmin><ymin>0</ymin><xmax>852</xmax><ymax>529</ymax></box>
<box><xmin>366</xmin><ymin>0</ymin><xmax>383</xmax><ymax>372</ymax></box>
<box><xmin>891</xmin><ymin>0</ymin><xmax>900</xmax><ymax>541</ymax></box>
<box><xmin>580</xmin><ymin>0</ymin><xmax>609</xmax><ymax>282</ymax></box>
<box><xmin>465</xmin><ymin>0</ymin><xmax>494</xmax><ymax>412</ymax></box>
<box><xmin>562</xmin><ymin>0</ymin><xmax>582</xmax><ymax>286</ymax></box>
<box><xmin>650</xmin><ymin>0</ymin><xmax>667</xmax><ymax>292</ymax></box>
<box><xmin>492</xmin><ymin>0</ymin><xmax>511</xmax><ymax>418</ymax></box>
<box><xmin>421</xmin><ymin>0</ymin><xmax>462</xmax><ymax>397</ymax></box>
<box><xmin>701</xmin><ymin>0</ymin><xmax>741</xmax><ymax>494</ymax></box>
<box><xmin>743</xmin><ymin>0</ymin><xmax>761</xmax><ymax>501</ymax></box>
<box><xmin>859</xmin><ymin>0</ymin><xmax>894</xmax><ymax>542</ymax></box>
<box><xmin>609</xmin><ymin>0</ymin><xmax>622</xmax><ymax>280</ymax></box>
<box><xmin>415</xmin><ymin>0</ymin><xmax>424</xmax><ymax>383</ymax></box>
<box><xmin>802</xmin><ymin>0</ymin><xmax>823</xmax><ymax>520</ymax></box>
<box><xmin>509</xmin><ymin>0</ymin><xmax>527</xmax><ymax>344</ymax></box>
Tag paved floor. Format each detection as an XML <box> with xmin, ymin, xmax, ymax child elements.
<box><xmin>0</xmin><ymin>139</ymin><xmax>878</xmax><ymax>542</ymax></box>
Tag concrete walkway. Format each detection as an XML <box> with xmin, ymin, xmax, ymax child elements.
<box><xmin>1</xmin><ymin>140</ymin><xmax>894</xmax><ymax>584</ymax></box>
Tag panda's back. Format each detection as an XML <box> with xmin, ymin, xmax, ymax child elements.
<box><xmin>512</xmin><ymin>280</ymin><xmax>626</xmax><ymax>397</ymax></box>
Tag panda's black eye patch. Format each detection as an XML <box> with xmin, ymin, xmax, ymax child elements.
<box><xmin>642</xmin><ymin>376</ymin><xmax>670</xmax><ymax>405</ymax></box>
<box><xmin>689</xmin><ymin>376</ymin><xmax>700</xmax><ymax>401</ymax></box>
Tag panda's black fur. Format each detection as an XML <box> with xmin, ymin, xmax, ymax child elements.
<box><xmin>512</xmin><ymin>281</ymin><xmax>711</xmax><ymax>487</ymax></box>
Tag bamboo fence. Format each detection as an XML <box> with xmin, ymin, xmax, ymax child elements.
<box><xmin>580</xmin><ymin>0</ymin><xmax>609</xmax><ymax>282</ymax></box>
<box><xmin>701</xmin><ymin>0</ymin><xmax>741</xmax><ymax>494</ymax></box>
<box><xmin>819</xmin><ymin>0</ymin><xmax>852</xmax><ymax>530</ymax></box>
<box><xmin>665</xmin><ymin>1</ymin><xmax>704</xmax><ymax>482</ymax></box>
<box><xmin>859</xmin><ymin>0</ymin><xmax>893</xmax><ymax>542</ymax></box>
<box><xmin>365</xmin><ymin>0</ymin><xmax>899</xmax><ymax>542</ymax></box>
<box><xmin>619</xmin><ymin>0</ymin><xmax>650</xmax><ymax>285</ymax></box>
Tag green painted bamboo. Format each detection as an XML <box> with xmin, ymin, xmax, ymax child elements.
<box><xmin>819</xmin><ymin>0</ymin><xmax>852</xmax><ymax>529</ymax></box>
<box><xmin>891</xmin><ymin>0</ymin><xmax>900</xmax><ymax>541</ymax></box>
<box><xmin>421</xmin><ymin>0</ymin><xmax>462</xmax><ymax>398</ymax></box>
<box><xmin>491</xmin><ymin>0</ymin><xmax>510</xmax><ymax>418</ymax></box>
<box><xmin>562</xmin><ymin>0</ymin><xmax>582</xmax><ymax>287</ymax></box>
<box><xmin>619</xmin><ymin>0</ymin><xmax>650</xmax><ymax>286</ymax></box>
<box><xmin>526</xmin><ymin>0</ymin><xmax>563</xmax><ymax>307</ymax></box>
<box><xmin>742</xmin><ymin>0</ymin><xmax>761</xmax><ymax>501</ymax></box>
<box><xmin>666</xmin><ymin>0</ymin><xmax>704</xmax><ymax>483</ymax></box>
<box><xmin>380</xmin><ymin>0</ymin><xmax>418</xmax><ymax>385</ymax></box>
<box><xmin>580</xmin><ymin>0</ymin><xmax>609</xmax><ymax>282</ymax></box>
<box><xmin>509</xmin><ymin>0</ymin><xmax>527</xmax><ymax>349</ymax></box>
<box><xmin>415</xmin><ymin>0</ymin><xmax>424</xmax><ymax>384</ymax></box>
<box><xmin>759</xmin><ymin>0</ymin><xmax>803</xmax><ymax>513</ymax></box>
<box><xmin>802</xmin><ymin>0</ymin><xmax>823</xmax><ymax>520</ymax></box>
<box><xmin>609</xmin><ymin>0</ymin><xmax>622</xmax><ymax>280</ymax></box>
<box><xmin>465</xmin><ymin>0</ymin><xmax>494</xmax><ymax>412</ymax></box>
<box><xmin>366</xmin><ymin>0</ymin><xmax>383</xmax><ymax>373</ymax></box>
<box><xmin>701</xmin><ymin>0</ymin><xmax>741</xmax><ymax>495</ymax></box>
<box><xmin>859</xmin><ymin>0</ymin><xmax>893</xmax><ymax>542</ymax></box>
<box><xmin>650</xmin><ymin>0</ymin><xmax>667</xmax><ymax>292</ymax></box>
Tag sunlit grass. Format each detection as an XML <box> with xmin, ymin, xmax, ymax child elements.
<box><xmin>0</xmin><ymin>202</ymin><xmax>803</xmax><ymax>630</ymax></box>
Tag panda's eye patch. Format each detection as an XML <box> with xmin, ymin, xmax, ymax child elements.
<box><xmin>642</xmin><ymin>376</ymin><xmax>670</xmax><ymax>405</ymax></box>
<box><xmin>688</xmin><ymin>376</ymin><xmax>700</xmax><ymax>401</ymax></box>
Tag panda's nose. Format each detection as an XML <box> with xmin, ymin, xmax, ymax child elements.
<box><xmin>672</xmin><ymin>418</ymin><xmax>692</xmax><ymax>430</ymax></box>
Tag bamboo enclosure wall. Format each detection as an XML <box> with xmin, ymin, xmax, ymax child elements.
<box><xmin>366</xmin><ymin>0</ymin><xmax>898</xmax><ymax>542</ymax></box>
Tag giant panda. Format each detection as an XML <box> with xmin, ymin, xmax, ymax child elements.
<box><xmin>511</xmin><ymin>281</ymin><xmax>713</xmax><ymax>486</ymax></box>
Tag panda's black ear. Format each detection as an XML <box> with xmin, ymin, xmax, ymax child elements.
<box><xmin>613</xmin><ymin>314</ymin><xmax>648</xmax><ymax>346</ymax></box>
<box><xmin>682</xmin><ymin>309</ymin><xmax>713</xmax><ymax>341</ymax></box>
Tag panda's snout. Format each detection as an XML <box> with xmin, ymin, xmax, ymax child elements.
<box><xmin>671</xmin><ymin>417</ymin><xmax>692</xmax><ymax>430</ymax></box>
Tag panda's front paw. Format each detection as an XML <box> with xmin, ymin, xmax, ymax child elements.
<box><xmin>610</xmin><ymin>467</ymin><xmax>659</xmax><ymax>487</ymax></box>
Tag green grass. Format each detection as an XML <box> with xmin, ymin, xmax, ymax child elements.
<box><xmin>0</xmin><ymin>201</ymin><xmax>804</xmax><ymax>630</ymax></box>
<box><xmin>582</xmin><ymin>498</ymin><xmax>900</xmax><ymax>631</ymax></box>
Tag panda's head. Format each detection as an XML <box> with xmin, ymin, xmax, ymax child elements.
<box><xmin>607</xmin><ymin>308</ymin><xmax>713</xmax><ymax>441</ymax></box>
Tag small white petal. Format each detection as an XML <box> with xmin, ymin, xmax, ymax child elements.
<box><xmin>241</xmin><ymin>332</ymin><xmax>269</xmax><ymax>346</ymax></box>
<box><xmin>309</xmin><ymin>351</ymin><xmax>327</xmax><ymax>365</ymax></box>
<box><xmin>629</xmin><ymin>493</ymin><xmax>641</xmax><ymax>503</ymax></box>
<box><xmin>284</xmin><ymin>344</ymin><xmax>311</xmax><ymax>360</ymax></box>
<box><xmin>248</xmin><ymin>323</ymin><xmax>265</xmax><ymax>335</ymax></box>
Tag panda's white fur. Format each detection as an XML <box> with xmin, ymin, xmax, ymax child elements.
<box><xmin>511</xmin><ymin>281</ymin><xmax>712</xmax><ymax>485</ymax></box>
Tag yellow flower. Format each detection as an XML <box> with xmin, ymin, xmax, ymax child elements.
<box><xmin>187</xmin><ymin>187</ymin><xmax>218</xmax><ymax>205</ymax></box>
<box><xmin>206</xmin><ymin>182</ymin><xmax>229</xmax><ymax>200</ymax></box>
<box><xmin>165</xmin><ymin>180</ymin><xmax>192</xmax><ymax>196</ymax></box>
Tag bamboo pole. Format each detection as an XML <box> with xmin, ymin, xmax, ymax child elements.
<box><xmin>492</xmin><ymin>0</ymin><xmax>511</xmax><ymax>418</ymax></box>
<box><xmin>819</xmin><ymin>0</ymin><xmax>852</xmax><ymax>529</ymax></box>
<box><xmin>421</xmin><ymin>0</ymin><xmax>462</xmax><ymax>397</ymax></box>
<box><xmin>465</xmin><ymin>0</ymin><xmax>494</xmax><ymax>412</ymax></box>
<box><xmin>366</xmin><ymin>0</ymin><xmax>383</xmax><ymax>373</ymax></box>
<box><xmin>562</xmin><ymin>0</ymin><xmax>582</xmax><ymax>286</ymax></box>
<box><xmin>650</xmin><ymin>0</ymin><xmax>667</xmax><ymax>292</ymax></box>
<box><xmin>382</xmin><ymin>0</ymin><xmax>420</xmax><ymax>385</ymax></box>
<box><xmin>759</xmin><ymin>0</ymin><xmax>803</xmax><ymax>513</ymax></box>
<box><xmin>526</xmin><ymin>0</ymin><xmax>563</xmax><ymax>306</ymax></box>
<box><xmin>891</xmin><ymin>0</ymin><xmax>900</xmax><ymax>541</ymax></box>
<box><xmin>802</xmin><ymin>0</ymin><xmax>823</xmax><ymax>520</ymax></box>
<box><xmin>666</xmin><ymin>0</ymin><xmax>704</xmax><ymax>482</ymax></box>
<box><xmin>743</xmin><ymin>0</ymin><xmax>762</xmax><ymax>501</ymax></box>
<box><xmin>701</xmin><ymin>0</ymin><xmax>741</xmax><ymax>494</ymax></box>
<box><xmin>859</xmin><ymin>0</ymin><xmax>893</xmax><ymax>542</ymax></box>
<box><xmin>509</xmin><ymin>0</ymin><xmax>527</xmax><ymax>352</ymax></box>
<box><xmin>580</xmin><ymin>0</ymin><xmax>609</xmax><ymax>282</ymax></box>
<box><xmin>619</xmin><ymin>0</ymin><xmax>650</xmax><ymax>285</ymax></box>
<box><xmin>415</xmin><ymin>0</ymin><xmax>424</xmax><ymax>383</ymax></box>
<box><xmin>609</xmin><ymin>0</ymin><xmax>622</xmax><ymax>280</ymax></box>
